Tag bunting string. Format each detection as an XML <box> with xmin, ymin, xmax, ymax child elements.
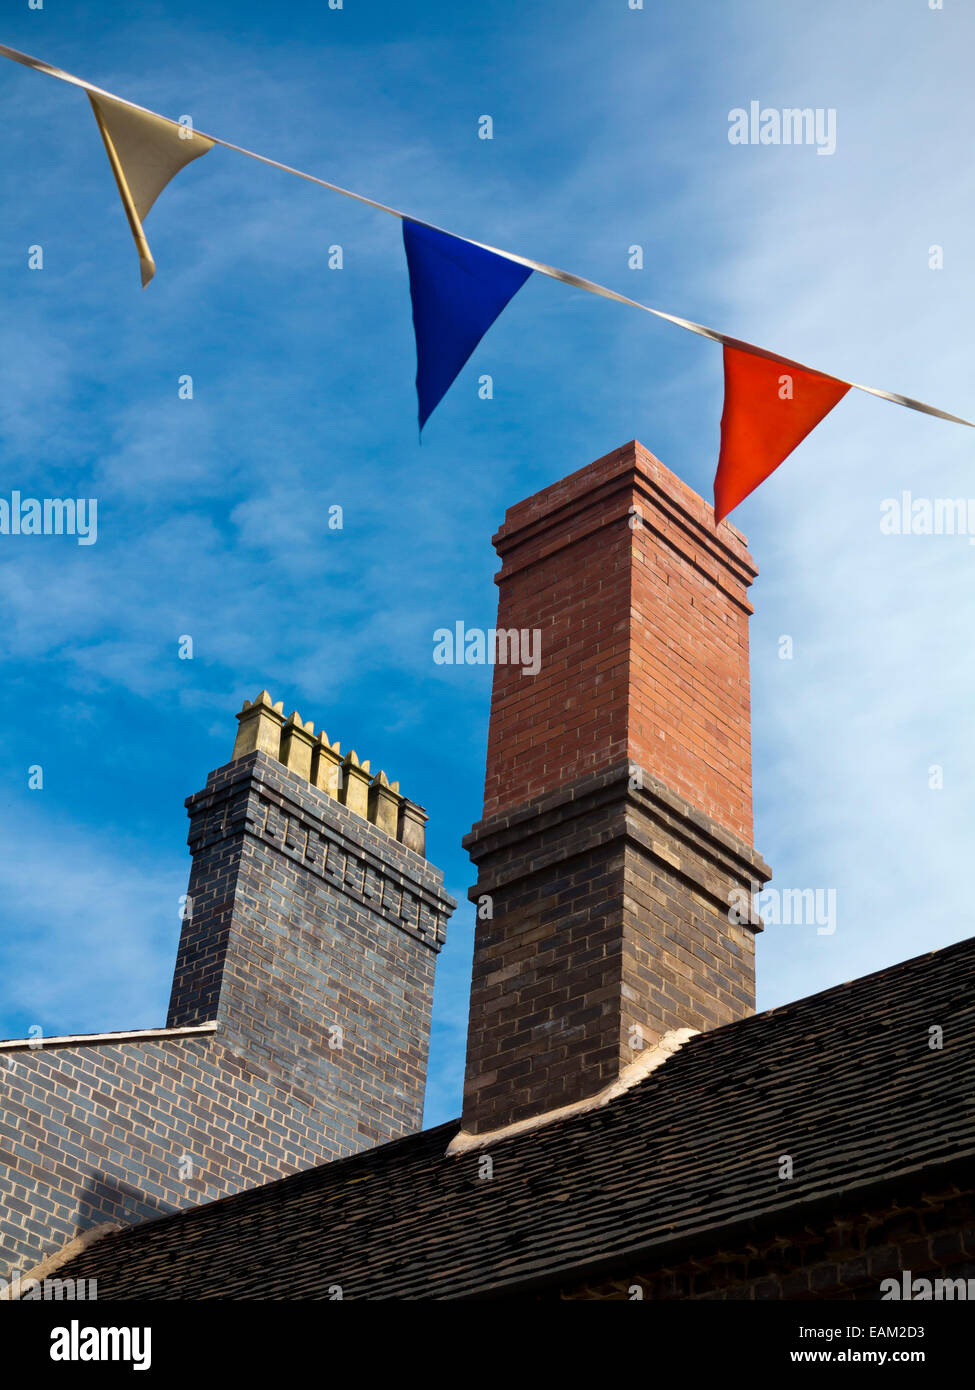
<box><xmin>2</xmin><ymin>38</ymin><xmax>970</xmax><ymax>523</ymax></box>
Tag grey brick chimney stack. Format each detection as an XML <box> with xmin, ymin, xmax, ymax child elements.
<box><xmin>0</xmin><ymin>691</ymin><xmax>454</xmax><ymax>1278</ymax></box>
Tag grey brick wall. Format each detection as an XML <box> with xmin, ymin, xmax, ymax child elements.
<box><xmin>0</xmin><ymin>1031</ymin><xmax>334</xmax><ymax>1274</ymax></box>
<box><xmin>0</xmin><ymin>750</ymin><xmax>454</xmax><ymax>1277</ymax></box>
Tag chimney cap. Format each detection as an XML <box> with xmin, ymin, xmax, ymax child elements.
<box><xmin>230</xmin><ymin>690</ymin><xmax>424</xmax><ymax>852</ymax></box>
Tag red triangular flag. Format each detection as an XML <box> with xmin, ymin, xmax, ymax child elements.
<box><xmin>713</xmin><ymin>345</ymin><xmax>850</xmax><ymax>523</ymax></box>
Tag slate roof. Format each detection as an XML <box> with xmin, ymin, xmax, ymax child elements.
<box><xmin>56</xmin><ymin>934</ymin><xmax>975</xmax><ymax>1299</ymax></box>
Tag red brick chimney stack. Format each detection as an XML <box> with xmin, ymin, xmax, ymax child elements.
<box><xmin>460</xmin><ymin>441</ymin><xmax>771</xmax><ymax>1136</ymax></box>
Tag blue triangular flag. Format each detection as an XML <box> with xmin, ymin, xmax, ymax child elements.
<box><xmin>402</xmin><ymin>220</ymin><xmax>533</xmax><ymax>431</ymax></box>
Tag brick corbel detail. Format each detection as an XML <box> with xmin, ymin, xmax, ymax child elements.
<box><xmin>461</xmin><ymin>763</ymin><xmax>771</xmax><ymax>1135</ymax></box>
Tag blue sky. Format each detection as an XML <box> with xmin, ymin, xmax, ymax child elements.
<box><xmin>1</xmin><ymin>0</ymin><xmax>973</xmax><ymax>1127</ymax></box>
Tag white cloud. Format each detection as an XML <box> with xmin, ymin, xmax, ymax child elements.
<box><xmin>2</xmin><ymin>0</ymin><xmax>972</xmax><ymax>1108</ymax></box>
<box><xmin>689</xmin><ymin>1</ymin><xmax>975</xmax><ymax>1004</ymax></box>
<box><xmin>0</xmin><ymin>810</ymin><xmax>182</xmax><ymax>1037</ymax></box>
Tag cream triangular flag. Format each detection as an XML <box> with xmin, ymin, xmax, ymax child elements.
<box><xmin>87</xmin><ymin>93</ymin><xmax>214</xmax><ymax>287</ymax></box>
